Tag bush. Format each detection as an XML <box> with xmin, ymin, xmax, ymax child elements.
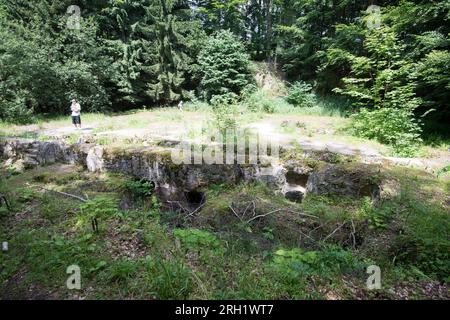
<box><xmin>285</xmin><ymin>81</ymin><xmax>316</xmax><ymax>107</ymax></box>
<box><xmin>392</xmin><ymin>207</ymin><xmax>450</xmax><ymax>282</ymax></box>
<box><xmin>78</xmin><ymin>197</ymin><xmax>119</xmax><ymax>229</ymax></box>
<box><xmin>124</xmin><ymin>178</ymin><xmax>154</xmax><ymax>200</ymax></box>
<box><xmin>0</xmin><ymin>26</ymin><xmax>111</xmax><ymax>123</ymax></box>
<box><xmin>198</xmin><ymin>30</ymin><xmax>253</xmax><ymax>102</ymax></box>
<box><xmin>350</xmin><ymin>108</ymin><xmax>423</xmax><ymax>157</ymax></box>
<box><xmin>210</xmin><ymin>94</ymin><xmax>238</xmax><ymax>132</ymax></box>
<box><xmin>243</xmin><ymin>89</ymin><xmax>277</xmax><ymax>113</ymax></box>
<box><xmin>0</xmin><ymin>94</ymin><xmax>35</xmax><ymax>124</ymax></box>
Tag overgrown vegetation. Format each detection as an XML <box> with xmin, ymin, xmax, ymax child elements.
<box><xmin>0</xmin><ymin>0</ymin><xmax>449</xmax><ymax>301</ymax></box>
<box><xmin>1</xmin><ymin>164</ymin><xmax>448</xmax><ymax>299</ymax></box>
<box><xmin>285</xmin><ymin>81</ymin><xmax>316</xmax><ymax>108</ymax></box>
<box><xmin>1</xmin><ymin>1</ymin><xmax>448</xmax><ymax>155</ymax></box>
<box><xmin>198</xmin><ymin>30</ymin><xmax>253</xmax><ymax>102</ymax></box>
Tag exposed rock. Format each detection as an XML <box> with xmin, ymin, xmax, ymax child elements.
<box><xmin>376</xmin><ymin>178</ymin><xmax>401</xmax><ymax>202</ymax></box>
<box><xmin>10</xmin><ymin>159</ymin><xmax>26</xmax><ymax>173</ymax></box>
<box><xmin>86</xmin><ymin>146</ymin><xmax>104</xmax><ymax>172</ymax></box>
<box><xmin>243</xmin><ymin>164</ymin><xmax>286</xmax><ymax>190</ymax></box>
<box><xmin>306</xmin><ymin>164</ymin><xmax>380</xmax><ymax>199</ymax></box>
<box><xmin>0</xmin><ymin>139</ymin><xmax>75</xmax><ymax>167</ymax></box>
<box><xmin>1</xmin><ymin>138</ymin><xmax>386</xmax><ymax>203</ymax></box>
<box><xmin>23</xmin><ymin>158</ymin><xmax>39</xmax><ymax>170</ymax></box>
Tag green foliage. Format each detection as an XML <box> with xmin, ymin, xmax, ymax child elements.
<box><xmin>358</xmin><ymin>197</ymin><xmax>397</xmax><ymax>230</ymax></box>
<box><xmin>270</xmin><ymin>248</ymin><xmax>317</xmax><ymax>276</ymax></box>
<box><xmin>332</xmin><ymin>25</ymin><xmax>423</xmax><ymax>111</ymax></box>
<box><xmin>269</xmin><ymin>245</ymin><xmax>363</xmax><ymax>279</ymax></box>
<box><xmin>0</xmin><ymin>0</ymin><xmax>205</xmax><ymax>120</ymax></box>
<box><xmin>173</xmin><ymin>228</ymin><xmax>221</xmax><ymax>252</ymax></box>
<box><xmin>392</xmin><ymin>205</ymin><xmax>450</xmax><ymax>282</ymax></box>
<box><xmin>243</xmin><ymin>88</ymin><xmax>277</xmax><ymax>113</ymax></box>
<box><xmin>435</xmin><ymin>165</ymin><xmax>450</xmax><ymax>178</ymax></box>
<box><xmin>1</xmin><ymin>163</ymin><xmax>450</xmax><ymax>298</ymax></box>
<box><xmin>0</xmin><ymin>3</ymin><xmax>111</xmax><ymax>122</ymax></box>
<box><xmin>198</xmin><ymin>30</ymin><xmax>253</xmax><ymax>101</ymax></box>
<box><xmin>318</xmin><ymin>2</ymin><xmax>449</xmax><ymax>147</ymax></box>
<box><xmin>145</xmin><ymin>256</ymin><xmax>193</xmax><ymax>299</ymax></box>
<box><xmin>194</xmin><ymin>0</ymin><xmax>275</xmax><ymax>60</ymax></box>
<box><xmin>147</xmin><ymin>0</ymin><xmax>204</xmax><ymax>103</ymax></box>
<box><xmin>17</xmin><ymin>188</ymin><xmax>42</xmax><ymax>203</ymax></box>
<box><xmin>24</xmin><ymin>232</ymin><xmax>104</xmax><ymax>285</ymax></box>
<box><xmin>210</xmin><ymin>94</ymin><xmax>238</xmax><ymax>132</ymax></box>
<box><xmin>0</xmin><ymin>95</ymin><xmax>34</xmax><ymax>124</ymax></box>
<box><xmin>104</xmin><ymin>259</ymin><xmax>138</xmax><ymax>284</ymax></box>
<box><xmin>285</xmin><ymin>81</ymin><xmax>316</xmax><ymax>107</ymax></box>
<box><xmin>78</xmin><ymin>197</ymin><xmax>119</xmax><ymax>229</ymax></box>
<box><xmin>278</xmin><ymin>0</ymin><xmax>367</xmax><ymax>85</ymax></box>
<box><xmin>124</xmin><ymin>178</ymin><xmax>154</xmax><ymax>199</ymax></box>
<box><xmin>350</xmin><ymin>107</ymin><xmax>422</xmax><ymax>156</ymax></box>
<box><xmin>0</xmin><ymin>0</ymin><xmax>447</xmax><ymax>137</ymax></box>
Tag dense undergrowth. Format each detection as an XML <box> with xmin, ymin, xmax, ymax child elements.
<box><xmin>0</xmin><ymin>163</ymin><xmax>448</xmax><ymax>299</ymax></box>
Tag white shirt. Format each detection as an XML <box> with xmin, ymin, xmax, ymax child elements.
<box><xmin>71</xmin><ymin>103</ymin><xmax>81</xmax><ymax>116</ymax></box>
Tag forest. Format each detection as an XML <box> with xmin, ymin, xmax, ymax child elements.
<box><xmin>1</xmin><ymin>1</ymin><xmax>449</xmax><ymax>143</ymax></box>
<box><xmin>0</xmin><ymin>0</ymin><xmax>449</xmax><ymax>301</ymax></box>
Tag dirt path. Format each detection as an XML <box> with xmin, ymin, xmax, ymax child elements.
<box><xmin>4</xmin><ymin>111</ymin><xmax>450</xmax><ymax>172</ymax></box>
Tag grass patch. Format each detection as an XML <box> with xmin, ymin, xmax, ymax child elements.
<box><xmin>1</xmin><ymin>161</ymin><xmax>448</xmax><ymax>299</ymax></box>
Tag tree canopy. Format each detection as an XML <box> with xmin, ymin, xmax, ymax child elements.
<box><xmin>0</xmin><ymin>0</ymin><xmax>448</xmax><ymax>130</ymax></box>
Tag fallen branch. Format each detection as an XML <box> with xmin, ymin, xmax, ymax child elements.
<box><xmin>37</xmin><ymin>186</ymin><xmax>87</xmax><ymax>202</ymax></box>
<box><xmin>309</xmin><ymin>223</ymin><xmax>325</xmax><ymax>236</ymax></box>
<box><xmin>167</xmin><ymin>195</ymin><xmax>206</xmax><ymax>217</ymax></box>
<box><xmin>323</xmin><ymin>222</ymin><xmax>346</xmax><ymax>242</ymax></box>
<box><xmin>187</xmin><ymin>196</ymin><xmax>206</xmax><ymax>217</ymax></box>
<box><xmin>251</xmin><ymin>200</ymin><xmax>256</xmax><ymax>217</ymax></box>
<box><xmin>246</xmin><ymin>208</ymin><xmax>283</xmax><ymax>224</ymax></box>
<box><xmin>167</xmin><ymin>200</ymin><xmax>190</xmax><ymax>214</ymax></box>
<box><xmin>0</xmin><ymin>193</ymin><xmax>11</xmax><ymax>211</ymax></box>
<box><xmin>284</xmin><ymin>209</ymin><xmax>319</xmax><ymax>219</ymax></box>
<box><xmin>229</xmin><ymin>204</ymin><xmax>243</xmax><ymax>222</ymax></box>
<box><xmin>298</xmin><ymin>229</ymin><xmax>316</xmax><ymax>242</ymax></box>
<box><xmin>350</xmin><ymin>220</ymin><xmax>356</xmax><ymax>249</ymax></box>
<box><xmin>242</xmin><ymin>202</ymin><xmax>252</xmax><ymax>217</ymax></box>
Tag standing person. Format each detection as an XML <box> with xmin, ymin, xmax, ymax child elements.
<box><xmin>177</xmin><ymin>100</ymin><xmax>184</xmax><ymax>111</ymax></box>
<box><xmin>70</xmin><ymin>99</ymin><xmax>82</xmax><ymax>129</ymax></box>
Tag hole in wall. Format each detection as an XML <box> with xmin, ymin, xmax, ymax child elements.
<box><xmin>185</xmin><ymin>190</ymin><xmax>206</xmax><ymax>211</ymax></box>
<box><xmin>285</xmin><ymin>171</ymin><xmax>309</xmax><ymax>187</ymax></box>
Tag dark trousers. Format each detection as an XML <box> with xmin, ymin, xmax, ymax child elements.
<box><xmin>72</xmin><ymin>116</ymin><xmax>81</xmax><ymax>125</ymax></box>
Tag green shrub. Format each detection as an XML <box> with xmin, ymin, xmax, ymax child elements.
<box><xmin>124</xmin><ymin>178</ymin><xmax>154</xmax><ymax>199</ymax></box>
<box><xmin>285</xmin><ymin>81</ymin><xmax>316</xmax><ymax>107</ymax></box>
<box><xmin>392</xmin><ymin>207</ymin><xmax>450</xmax><ymax>282</ymax></box>
<box><xmin>198</xmin><ymin>30</ymin><xmax>253</xmax><ymax>102</ymax></box>
<box><xmin>78</xmin><ymin>197</ymin><xmax>120</xmax><ymax>229</ymax></box>
<box><xmin>25</xmin><ymin>233</ymin><xmax>102</xmax><ymax>284</ymax></box>
<box><xmin>358</xmin><ymin>197</ymin><xmax>398</xmax><ymax>229</ymax></box>
<box><xmin>244</xmin><ymin>89</ymin><xmax>277</xmax><ymax>113</ymax></box>
<box><xmin>18</xmin><ymin>188</ymin><xmax>42</xmax><ymax>203</ymax></box>
<box><xmin>0</xmin><ymin>94</ymin><xmax>35</xmax><ymax>124</ymax></box>
<box><xmin>210</xmin><ymin>94</ymin><xmax>238</xmax><ymax>132</ymax></box>
<box><xmin>350</xmin><ymin>107</ymin><xmax>422</xmax><ymax>157</ymax></box>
